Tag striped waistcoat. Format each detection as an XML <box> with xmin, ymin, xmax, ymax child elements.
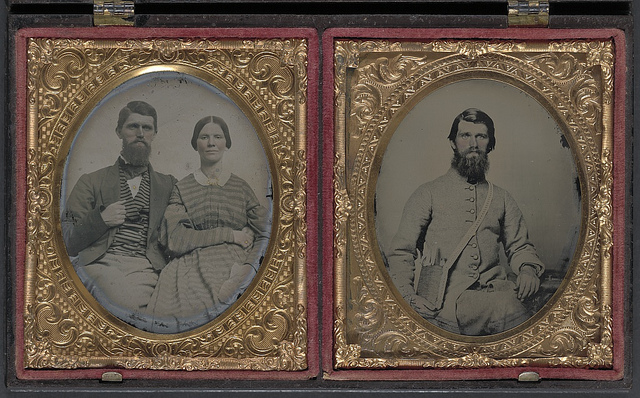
<box><xmin>107</xmin><ymin>170</ymin><xmax>150</xmax><ymax>257</ymax></box>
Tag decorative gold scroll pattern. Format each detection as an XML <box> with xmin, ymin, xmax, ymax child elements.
<box><xmin>24</xmin><ymin>38</ymin><xmax>308</xmax><ymax>371</ymax></box>
<box><xmin>333</xmin><ymin>40</ymin><xmax>614</xmax><ymax>369</ymax></box>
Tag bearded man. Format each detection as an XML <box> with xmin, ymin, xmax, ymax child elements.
<box><xmin>387</xmin><ymin>108</ymin><xmax>544</xmax><ymax>336</ymax></box>
<box><xmin>63</xmin><ymin>101</ymin><xmax>176</xmax><ymax>316</ymax></box>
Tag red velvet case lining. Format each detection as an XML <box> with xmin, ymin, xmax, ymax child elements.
<box><xmin>12</xmin><ymin>26</ymin><xmax>627</xmax><ymax>382</ymax></box>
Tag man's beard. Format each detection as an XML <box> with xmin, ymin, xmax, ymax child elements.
<box><xmin>452</xmin><ymin>149</ymin><xmax>489</xmax><ymax>182</ymax></box>
<box><xmin>122</xmin><ymin>140</ymin><xmax>151</xmax><ymax>166</ymax></box>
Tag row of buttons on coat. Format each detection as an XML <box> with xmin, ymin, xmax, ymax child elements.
<box><xmin>466</xmin><ymin>183</ymin><xmax>480</xmax><ymax>275</ymax></box>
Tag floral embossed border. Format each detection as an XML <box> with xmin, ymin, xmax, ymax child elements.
<box><xmin>19</xmin><ymin>32</ymin><xmax>310</xmax><ymax>374</ymax></box>
<box><xmin>332</xmin><ymin>36</ymin><xmax>618</xmax><ymax>372</ymax></box>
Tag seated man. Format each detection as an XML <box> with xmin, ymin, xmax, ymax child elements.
<box><xmin>62</xmin><ymin>101</ymin><xmax>176</xmax><ymax>317</ymax></box>
<box><xmin>388</xmin><ymin>108</ymin><xmax>544</xmax><ymax>336</ymax></box>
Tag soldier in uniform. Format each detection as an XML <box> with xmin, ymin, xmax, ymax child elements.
<box><xmin>388</xmin><ymin>108</ymin><xmax>544</xmax><ymax>336</ymax></box>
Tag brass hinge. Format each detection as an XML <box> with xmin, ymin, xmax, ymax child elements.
<box><xmin>508</xmin><ymin>0</ymin><xmax>549</xmax><ymax>27</ymax></box>
<box><xmin>94</xmin><ymin>0</ymin><xmax>135</xmax><ymax>26</ymax></box>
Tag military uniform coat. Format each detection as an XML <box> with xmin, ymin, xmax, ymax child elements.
<box><xmin>387</xmin><ymin>168</ymin><xmax>544</xmax><ymax>334</ymax></box>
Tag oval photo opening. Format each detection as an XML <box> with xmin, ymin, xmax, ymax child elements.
<box><xmin>61</xmin><ymin>71</ymin><xmax>272</xmax><ymax>334</ymax></box>
<box><xmin>376</xmin><ymin>79</ymin><xmax>581</xmax><ymax>336</ymax></box>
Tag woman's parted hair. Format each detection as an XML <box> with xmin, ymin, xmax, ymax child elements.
<box><xmin>191</xmin><ymin>116</ymin><xmax>232</xmax><ymax>150</ymax></box>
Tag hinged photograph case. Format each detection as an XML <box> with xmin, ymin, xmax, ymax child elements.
<box><xmin>2</xmin><ymin>0</ymin><xmax>635</xmax><ymax>393</ymax></box>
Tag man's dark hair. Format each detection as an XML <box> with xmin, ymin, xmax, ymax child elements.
<box><xmin>116</xmin><ymin>101</ymin><xmax>158</xmax><ymax>132</ymax></box>
<box><xmin>191</xmin><ymin>115</ymin><xmax>232</xmax><ymax>150</ymax></box>
<box><xmin>448</xmin><ymin>108</ymin><xmax>496</xmax><ymax>153</ymax></box>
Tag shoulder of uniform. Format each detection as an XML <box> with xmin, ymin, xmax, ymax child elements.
<box><xmin>488</xmin><ymin>181</ymin><xmax>508</xmax><ymax>195</ymax></box>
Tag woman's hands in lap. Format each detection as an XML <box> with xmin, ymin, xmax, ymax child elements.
<box><xmin>233</xmin><ymin>227</ymin><xmax>255</xmax><ymax>249</ymax></box>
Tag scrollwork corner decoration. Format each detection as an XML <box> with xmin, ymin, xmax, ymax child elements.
<box><xmin>23</xmin><ymin>36</ymin><xmax>309</xmax><ymax>372</ymax></box>
<box><xmin>333</xmin><ymin>38</ymin><xmax>616</xmax><ymax>371</ymax></box>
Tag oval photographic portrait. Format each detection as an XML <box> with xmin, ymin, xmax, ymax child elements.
<box><xmin>375</xmin><ymin>79</ymin><xmax>581</xmax><ymax>337</ymax></box>
<box><xmin>61</xmin><ymin>71</ymin><xmax>272</xmax><ymax>334</ymax></box>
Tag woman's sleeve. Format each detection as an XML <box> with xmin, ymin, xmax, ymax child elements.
<box><xmin>159</xmin><ymin>185</ymin><xmax>234</xmax><ymax>258</ymax></box>
<box><xmin>242</xmin><ymin>184</ymin><xmax>270</xmax><ymax>270</ymax></box>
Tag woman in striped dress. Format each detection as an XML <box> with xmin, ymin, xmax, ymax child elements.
<box><xmin>146</xmin><ymin>116</ymin><xmax>270</xmax><ymax>333</ymax></box>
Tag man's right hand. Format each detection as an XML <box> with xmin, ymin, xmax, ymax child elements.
<box><xmin>407</xmin><ymin>294</ymin><xmax>438</xmax><ymax>318</ymax></box>
<box><xmin>100</xmin><ymin>201</ymin><xmax>126</xmax><ymax>227</ymax></box>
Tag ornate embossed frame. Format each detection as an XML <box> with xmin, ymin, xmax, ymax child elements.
<box><xmin>15</xmin><ymin>28</ymin><xmax>317</xmax><ymax>379</ymax></box>
<box><xmin>328</xmin><ymin>29</ymin><xmax>625</xmax><ymax>380</ymax></box>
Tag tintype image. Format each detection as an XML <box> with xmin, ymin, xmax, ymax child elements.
<box><xmin>61</xmin><ymin>72</ymin><xmax>272</xmax><ymax>333</ymax></box>
<box><xmin>376</xmin><ymin>79</ymin><xmax>580</xmax><ymax>336</ymax></box>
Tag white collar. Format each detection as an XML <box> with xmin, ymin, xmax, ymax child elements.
<box><xmin>194</xmin><ymin>167</ymin><xmax>231</xmax><ymax>187</ymax></box>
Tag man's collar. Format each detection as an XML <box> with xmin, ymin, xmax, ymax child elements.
<box><xmin>118</xmin><ymin>156</ymin><xmax>148</xmax><ymax>179</ymax></box>
<box><xmin>115</xmin><ymin>156</ymin><xmax>153</xmax><ymax>170</ymax></box>
<box><xmin>118</xmin><ymin>154</ymin><xmax>150</xmax><ymax>166</ymax></box>
<box><xmin>119</xmin><ymin>154</ymin><xmax>134</xmax><ymax>165</ymax></box>
<box><xmin>446</xmin><ymin>167</ymin><xmax>487</xmax><ymax>185</ymax></box>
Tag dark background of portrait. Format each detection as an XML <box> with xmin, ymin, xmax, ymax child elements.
<box><xmin>1</xmin><ymin>1</ymin><xmax>636</xmax><ymax>397</ymax></box>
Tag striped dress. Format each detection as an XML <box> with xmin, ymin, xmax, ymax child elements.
<box><xmin>146</xmin><ymin>172</ymin><xmax>270</xmax><ymax>333</ymax></box>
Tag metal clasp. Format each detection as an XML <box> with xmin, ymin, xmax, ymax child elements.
<box><xmin>94</xmin><ymin>0</ymin><xmax>135</xmax><ymax>26</ymax></box>
<box><xmin>508</xmin><ymin>0</ymin><xmax>549</xmax><ymax>27</ymax></box>
<box><xmin>101</xmin><ymin>371</ymin><xmax>123</xmax><ymax>382</ymax></box>
<box><xmin>518</xmin><ymin>371</ymin><xmax>541</xmax><ymax>382</ymax></box>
